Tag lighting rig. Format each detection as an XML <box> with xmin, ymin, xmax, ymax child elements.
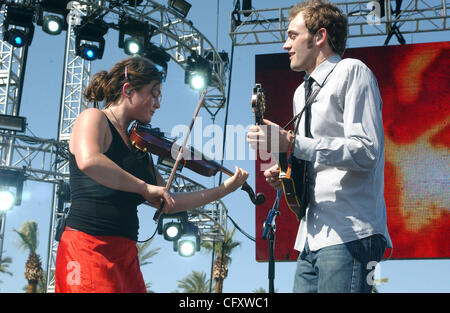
<box><xmin>36</xmin><ymin>0</ymin><xmax>71</xmax><ymax>36</ymax></box>
<box><xmin>0</xmin><ymin>168</ymin><xmax>25</xmax><ymax>212</ymax></box>
<box><xmin>74</xmin><ymin>17</ymin><xmax>109</xmax><ymax>61</ymax></box>
<box><xmin>158</xmin><ymin>211</ymin><xmax>201</xmax><ymax>257</ymax></box>
<box><xmin>2</xmin><ymin>4</ymin><xmax>35</xmax><ymax>48</ymax></box>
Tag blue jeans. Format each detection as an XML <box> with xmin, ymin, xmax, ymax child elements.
<box><xmin>293</xmin><ymin>234</ymin><xmax>387</xmax><ymax>293</ymax></box>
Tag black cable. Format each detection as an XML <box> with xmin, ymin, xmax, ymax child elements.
<box><xmin>228</xmin><ymin>214</ymin><xmax>255</xmax><ymax>242</ymax></box>
<box><xmin>137</xmin><ymin>223</ymin><xmax>158</xmax><ymax>243</ymax></box>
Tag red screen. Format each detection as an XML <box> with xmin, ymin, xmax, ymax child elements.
<box><xmin>254</xmin><ymin>41</ymin><xmax>450</xmax><ymax>261</ymax></box>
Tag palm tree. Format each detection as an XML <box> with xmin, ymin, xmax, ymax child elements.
<box><xmin>136</xmin><ymin>238</ymin><xmax>160</xmax><ymax>292</ymax></box>
<box><xmin>177</xmin><ymin>270</ymin><xmax>210</xmax><ymax>293</ymax></box>
<box><xmin>137</xmin><ymin>239</ymin><xmax>160</xmax><ymax>267</ymax></box>
<box><xmin>14</xmin><ymin>220</ymin><xmax>43</xmax><ymax>293</ymax></box>
<box><xmin>253</xmin><ymin>287</ymin><xmax>267</xmax><ymax>293</ymax></box>
<box><xmin>202</xmin><ymin>228</ymin><xmax>241</xmax><ymax>293</ymax></box>
<box><xmin>0</xmin><ymin>254</ymin><xmax>13</xmax><ymax>284</ymax></box>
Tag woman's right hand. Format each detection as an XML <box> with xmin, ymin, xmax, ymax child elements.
<box><xmin>264</xmin><ymin>164</ymin><xmax>282</xmax><ymax>190</ymax></box>
<box><xmin>142</xmin><ymin>184</ymin><xmax>175</xmax><ymax>209</ymax></box>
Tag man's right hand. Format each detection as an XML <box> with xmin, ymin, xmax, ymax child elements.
<box><xmin>264</xmin><ymin>164</ymin><xmax>282</xmax><ymax>190</ymax></box>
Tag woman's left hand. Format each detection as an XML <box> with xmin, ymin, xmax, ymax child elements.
<box><xmin>222</xmin><ymin>166</ymin><xmax>249</xmax><ymax>194</ymax></box>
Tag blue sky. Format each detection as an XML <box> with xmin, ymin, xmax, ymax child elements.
<box><xmin>0</xmin><ymin>0</ymin><xmax>449</xmax><ymax>293</ymax></box>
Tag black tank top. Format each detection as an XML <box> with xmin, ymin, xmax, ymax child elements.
<box><xmin>66</xmin><ymin>115</ymin><xmax>156</xmax><ymax>241</ymax></box>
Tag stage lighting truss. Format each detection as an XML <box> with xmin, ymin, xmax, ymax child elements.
<box><xmin>2</xmin><ymin>4</ymin><xmax>35</xmax><ymax>48</ymax></box>
<box><xmin>74</xmin><ymin>18</ymin><xmax>108</xmax><ymax>61</ymax></box>
<box><xmin>0</xmin><ymin>167</ymin><xmax>25</xmax><ymax>210</ymax></box>
<box><xmin>229</xmin><ymin>0</ymin><xmax>450</xmax><ymax>46</ymax></box>
<box><xmin>63</xmin><ymin>0</ymin><xmax>229</xmax><ymax>110</ymax></box>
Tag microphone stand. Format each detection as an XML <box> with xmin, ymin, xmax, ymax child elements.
<box><xmin>262</xmin><ymin>188</ymin><xmax>282</xmax><ymax>293</ymax></box>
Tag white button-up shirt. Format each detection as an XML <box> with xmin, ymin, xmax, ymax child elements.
<box><xmin>293</xmin><ymin>54</ymin><xmax>392</xmax><ymax>252</ymax></box>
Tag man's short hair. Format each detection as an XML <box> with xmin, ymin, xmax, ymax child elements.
<box><xmin>289</xmin><ymin>0</ymin><xmax>348</xmax><ymax>56</ymax></box>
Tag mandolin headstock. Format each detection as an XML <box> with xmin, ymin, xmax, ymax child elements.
<box><xmin>251</xmin><ymin>83</ymin><xmax>266</xmax><ymax>125</ymax></box>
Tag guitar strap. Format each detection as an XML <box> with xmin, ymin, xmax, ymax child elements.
<box><xmin>283</xmin><ymin>61</ymin><xmax>339</xmax><ymax>218</ymax></box>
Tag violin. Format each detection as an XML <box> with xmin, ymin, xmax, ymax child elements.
<box><xmin>129</xmin><ymin>121</ymin><xmax>266</xmax><ymax>206</ymax></box>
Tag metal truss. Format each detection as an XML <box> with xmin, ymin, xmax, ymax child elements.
<box><xmin>230</xmin><ymin>0</ymin><xmax>450</xmax><ymax>46</ymax></box>
<box><xmin>0</xmin><ymin>3</ymin><xmax>29</xmax><ymax>266</ymax></box>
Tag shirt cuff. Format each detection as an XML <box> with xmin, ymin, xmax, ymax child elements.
<box><xmin>293</xmin><ymin>136</ymin><xmax>319</xmax><ymax>162</ymax></box>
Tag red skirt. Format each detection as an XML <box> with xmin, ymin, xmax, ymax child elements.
<box><xmin>55</xmin><ymin>227</ymin><xmax>146</xmax><ymax>293</ymax></box>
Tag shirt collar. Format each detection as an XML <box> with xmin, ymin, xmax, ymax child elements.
<box><xmin>305</xmin><ymin>54</ymin><xmax>341</xmax><ymax>87</ymax></box>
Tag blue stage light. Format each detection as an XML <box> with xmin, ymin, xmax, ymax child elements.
<box><xmin>79</xmin><ymin>44</ymin><xmax>99</xmax><ymax>61</ymax></box>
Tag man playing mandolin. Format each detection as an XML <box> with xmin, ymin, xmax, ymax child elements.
<box><xmin>247</xmin><ymin>0</ymin><xmax>391</xmax><ymax>293</ymax></box>
<box><xmin>55</xmin><ymin>56</ymin><xmax>249</xmax><ymax>293</ymax></box>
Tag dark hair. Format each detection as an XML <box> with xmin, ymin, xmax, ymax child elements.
<box><xmin>84</xmin><ymin>56</ymin><xmax>163</xmax><ymax>108</ymax></box>
<box><xmin>289</xmin><ymin>0</ymin><xmax>348</xmax><ymax>56</ymax></box>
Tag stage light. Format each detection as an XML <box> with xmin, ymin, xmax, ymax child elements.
<box><xmin>0</xmin><ymin>114</ymin><xmax>27</xmax><ymax>132</ymax></box>
<box><xmin>79</xmin><ymin>44</ymin><xmax>100</xmax><ymax>61</ymax></box>
<box><xmin>74</xmin><ymin>18</ymin><xmax>108</xmax><ymax>61</ymax></box>
<box><xmin>157</xmin><ymin>212</ymin><xmax>201</xmax><ymax>257</ymax></box>
<box><xmin>0</xmin><ymin>168</ymin><xmax>25</xmax><ymax>208</ymax></box>
<box><xmin>163</xmin><ymin>221</ymin><xmax>183</xmax><ymax>241</ymax></box>
<box><xmin>177</xmin><ymin>239</ymin><xmax>196</xmax><ymax>257</ymax></box>
<box><xmin>2</xmin><ymin>5</ymin><xmax>35</xmax><ymax>48</ymax></box>
<box><xmin>184</xmin><ymin>52</ymin><xmax>211</xmax><ymax>90</ymax></box>
<box><xmin>173</xmin><ymin>221</ymin><xmax>200</xmax><ymax>257</ymax></box>
<box><xmin>0</xmin><ymin>190</ymin><xmax>15</xmax><ymax>212</ymax></box>
<box><xmin>118</xmin><ymin>16</ymin><xmax>155</xmax><ymax>56</ymax></box>
<box><xmin>124</xmin><ymin>37</ymin><xmax>143</xmax><ymax>55</ymax></box>
<box><xmin>42</xmin><ymin>15</ymin><xmax>63</xmax><ymax>35</ymax></box>
<box><xmin>37</xmin><ymin>0</ymin><xmax>70</xmax><ymax>35</ymax></box>
<box><xmin>242</xmin><ymin>0</ymin><xmax>252</xmax><ymax>17</ymax></box>
<box><xmin>168</xmin><ymin>0</ymin><xmax>192</xmax><ymax>18</ymax></box>
<box><xmin>143</xmin><ymin>43</ymin><xmax>171</xmax><ymax>82</ymax></box>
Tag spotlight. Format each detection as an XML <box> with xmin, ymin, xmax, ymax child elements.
<box><xmin>0</xmin><ymin>190</ymin><xmax>15</xmax><ymax>212</ymax></box>
<box><xmin>163</xmin><ymin>221</ymin><xmax>182</xmax><ymax>241</ymax></box>
<box><xmin>157</xmin><ymin>212</ymin><xmax>201</xmax><ymax>257</ymax></box>
<box><xmin>2</xmin><ymin>5</ymin><xmax>35</xmax><ymax>48</ymax></box>
<box><xmin>0</xmin><ymin>114</ymin><xmax>27</xmax><ymax>132</ymax></box>
<box><xmin>79</xmin><ymin>44</ymin><xmax>100</xmax><ymax>61</ymax></box>
<box><xmin>74</xmin><ymin>18</ymin><xmax>108</xmax><ymax>61</ymax></box>
<box><xmin>42</xmin><ymin>15</ymin><xmax>63</xmax><ymax>35</ymax></box>
<box><xmin>173</xmin><ymin>221</ymin><xmax>200</xmax><ymax>257</ymax></box>
<box><xmin>176</xmin><ymin>238</ymin><xmax>198</xmax><ymax>257</ymax></box>
<box><xmin>0</xmin><ymin>168</ymin><xmax>25</xmax><ymax>208</ymax></box>
<box><xmin>168</xmin><ymin>0</ymin><xmax>192</xmax><ymax>18</ymax></box>
<box><xmin>242</xmin><ymin>0</ymin><xmax>252</xmax><ymax>17</ymax></box>
<box><xmin>184</xmin><ymin>52</ymin><xmax>211</xmax><ymax>90</ymax></box>
<box><xmin>124</xmin><ymin>37</ymin><xmax>143</xmax><ymax>55</ymax></box>
<box><xmin>142</xmin><ymin>43</ymin><xmax>171</xmax><ymax>82</ymax></box>
<box><xmin>37</xmin><ymin>0</ymin><xmax>70</xmax><ymax>35</ymax></box>
<box><xmin>118</xmin><ymin>16</ymin><xmax>155</xmax><ymax>56</ymax></box>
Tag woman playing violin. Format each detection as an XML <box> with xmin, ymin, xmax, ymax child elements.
<box><xmin>55</xmin><ymin>56</ymin><xmax>248</xmax><ymax>293</ymax></box>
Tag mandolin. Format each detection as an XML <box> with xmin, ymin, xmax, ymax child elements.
<box><xmin>251</xmin><ymin>83</ymin><xmax>308</xmax><ymax>221</ymax></box>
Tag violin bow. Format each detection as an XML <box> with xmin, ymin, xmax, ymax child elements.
<box><xmin>153</xmin><ymin>89</ymin><xmax>207</xmax><ymax>223</ymax></box>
